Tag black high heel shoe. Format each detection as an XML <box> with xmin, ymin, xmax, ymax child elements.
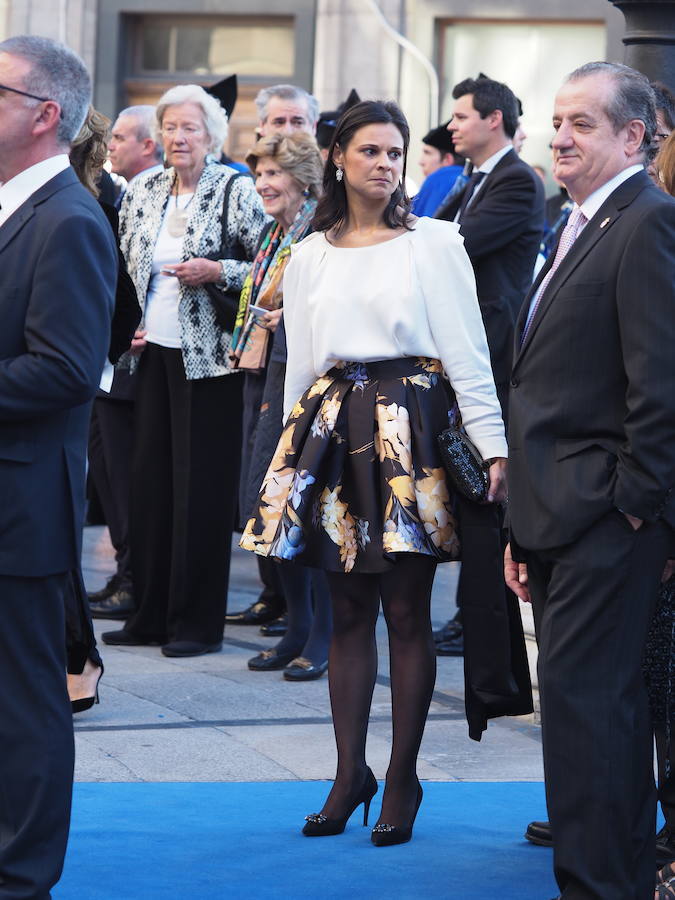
<box><xmin>303</xmin><ymin>767</ymin><xmax>378</xmax><ymax>836</ymax></box>
<box><xmin>371</xmin><ymin>780</ymin><xmax>423</xmax><ymax>846</ymax></box>
<box><xmin>70</xmin><ymin>664</ymin><xmax>103</xmax><ymax>714</ymax></box>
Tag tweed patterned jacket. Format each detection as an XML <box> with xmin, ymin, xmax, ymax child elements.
<box><xmin>119</xmin><ymin>162</ymin><xmax>268</xmax><ymax>380</ymax></box>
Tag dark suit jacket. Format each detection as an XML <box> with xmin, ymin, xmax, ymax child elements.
<box><xmin>437</xmin><ymin>149</ymin><xmax>545</xmax><ymax>403</ymax></box>
<box><xmin>0</xmin><ymin>167</ymin><xmax>117</xmax><ymax>576</ymax></box>
<box><xmin>508</xmin><ymin>170</ymin><xmax>675</xmax><ymax>552</ymax></box>
<box><xmin>99</xmin><ymin>201</ymin><xmax>141</xmax><ymax>366</ymax></box>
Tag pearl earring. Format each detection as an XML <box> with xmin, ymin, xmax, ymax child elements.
<box><xmin>335</xmin><ymin>168</ymin><xmax>343</xmax><ymax>182</ymax></box>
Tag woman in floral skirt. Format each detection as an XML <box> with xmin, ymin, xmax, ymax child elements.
<box><xmin>241</xmin><ymin>100</ymin><xmax>507</xmax><ymax>845</ymax></box>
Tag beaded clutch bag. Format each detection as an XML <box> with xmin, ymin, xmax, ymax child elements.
<box><xmin>437</xmin><ymin>426</ymin><xmax>490</xmax><ymax>503</ymax></box>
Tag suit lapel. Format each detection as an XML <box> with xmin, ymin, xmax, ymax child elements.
<box><xmin>0</xmin><ymin>205</ymin><xmax>35</xmax><ymax>255</ymax></box>
<box><xmin>0</xmin><ymin>167</ymin><xmax>78</xmax><ymax>255</ymax></box>
<box><xmin>463</xmin><ymin>149</ymin><xmax>517</xmax><ymax>216</ymax></box>
<box><xmin>513</xmin><ymin>170</ymin><xmax>650</xmax><ymax>368</ymax></box>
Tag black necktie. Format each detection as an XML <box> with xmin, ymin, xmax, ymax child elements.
<box><xmin>457</xmin><ymin>171</ymin><xmax>486</xmax><ymax>221</ymax></box>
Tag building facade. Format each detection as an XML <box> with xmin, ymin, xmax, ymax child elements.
<box><xmin>1</xmin><ymin>0</ymin><xmax>626</xmax><ymax>178</ymax></box>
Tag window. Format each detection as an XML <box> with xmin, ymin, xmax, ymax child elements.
<box><xmin>438</xmin><ymin>20</ymin><xmax>605</xmax><ymax>171</ymax></box>
<box><xmin>136</xmin><ymin>16</ymin><xmax>295</xmax><ymax>78</ymax></box>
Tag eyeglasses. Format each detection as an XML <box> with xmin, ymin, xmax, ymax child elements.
<box><xmin>0</xmin><ymin>82</ymin><xmax>63</xmax><ymax>118</ymax></box>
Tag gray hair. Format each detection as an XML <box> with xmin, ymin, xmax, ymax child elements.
<box><xmin>255</xmin><ymin>84</ymin><xmax>320</xmax><ymax>127</ymax></box>
<box><xmin>0</xmin><ymin>35</ymin><xmax>91</xmax><ymax>146</ymax></box>
<box><xmin>566</xmin><ymin>61</ymin><xmax>656</xmax><ymax>153</ymax></box>
<box><xmin>155</xmin><ymin>84</ymin><xmax>228</xmax><ymax>156</ymax></box>
<box><xmin>116</xmin><ymin>105</ymin><xmax>163</xmax><ymax>160</ymax></box>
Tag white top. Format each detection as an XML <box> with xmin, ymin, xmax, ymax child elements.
<box><xmin>0</xmin><ymin>154</ymin><xmax>70</xmax><ymax>227</ymax></box>
<box><xmin>144</xmin><ymin>195</ymin><xmax>194</xmax><ymax>349</ymax></box>
<box><xmin>282</xmin><ymin>216</ymin><xmax>507</xmax><ymax>461</ymax></box>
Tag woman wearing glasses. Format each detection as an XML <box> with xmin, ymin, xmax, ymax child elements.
<box><xmin>102</xmin><ymin>84</ymin><xmax>267</xmax><ymax>657</ymax></box>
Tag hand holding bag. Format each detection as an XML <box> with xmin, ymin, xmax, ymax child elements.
<box><xmin>437</xmin><ymin>420</ymin><xmax>491</xmax><ymax>503</ymax></box>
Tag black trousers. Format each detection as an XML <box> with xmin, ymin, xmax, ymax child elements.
<box><xmin>126</xmin><ymin>345</ymin><xmax>243</xmax><ymax>644</ymax></box>
<box><xmin>0</xmin><ymin>572</ymin><xmax>74</xmax><ymax>899</ymax></box>
<box><xmin>87</xmin><ymin>390</ymin><xmax>135</xmax><ymax>588</ymax></box>
<box><xmin>526</xmin><ymin>510</ymin><xmax>671</xmax><ymax>900</ymax></box>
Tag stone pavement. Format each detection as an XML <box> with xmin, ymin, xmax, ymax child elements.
<box><xmin>76</xmin><ymin>526</ymin><xmax>544</xmax><ymax>784</ymax></box>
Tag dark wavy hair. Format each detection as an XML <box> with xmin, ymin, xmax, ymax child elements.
<box><xmin>313</xmin><ymin>100</ymin><xmax>413</xmax><ymax>234</ymax></box>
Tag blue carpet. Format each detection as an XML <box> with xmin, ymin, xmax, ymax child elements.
<box><xmin>55</xmin><ymin>782</ymin><xmax>558</xmax><ymax>899</ymax></box>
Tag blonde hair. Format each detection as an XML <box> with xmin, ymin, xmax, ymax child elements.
<box><xmin>70</xmin><ymin>105</ymin><xmax>111</xmax><ymax>197</ymax></box>
<box><xmin>156</xmin><ymin>84</ymin><xmax>228</xmax><ymax>156</ymax></box>
<box><xmin>246</xmin><ymin>132</ymin><xmax>323</xmax><ymax>198</ymax></box>
<box><xmin>655</xmin><ymin>131</ymin><xmax>675</xmax><ymax>196</ymax></box>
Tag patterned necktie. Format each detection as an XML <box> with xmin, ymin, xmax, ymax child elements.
<box><xmin>521</xmin><ymin>206</ymin><xmax>587</xmax><ymax>344</ymax></box>
<box><xmin>457</xmin><ymin>170</ymin><xmax>486</xmax><ymax>221</ymax></box>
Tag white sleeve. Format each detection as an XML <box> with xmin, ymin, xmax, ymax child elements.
<box><xmin>414</xmin><ymin>220</ymin><xmax>507</xmax><ymax>460</ymax></box>
<box><xmin>282</xmin><ymin>243</ymin><xmax>318</xmax><ymax>422</ymax></box>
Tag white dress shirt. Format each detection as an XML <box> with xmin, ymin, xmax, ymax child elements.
<box><xmin>282</xmin><ymin>216</ymin><xmax>507</xmax><ymax>461</ymax></box>
<box><xmin>577</xmin><ymin>164</ymin><xmax>644</xmax><ymax>231</ymax></box>
<box><xmin>525</xmin><ymin>164</ymin><xmax>645</xmax><ymax>324</ymax></box>
<box><xmin>0</xmin><ymin>154</ymin><xmax>70</xmax><ymax>227</ymax></box>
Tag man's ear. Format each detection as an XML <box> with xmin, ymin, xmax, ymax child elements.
<box><xmin>624</xmin><ymin>118</ymin><xmax>647</xmax><ymax>158</ymax></box>
<box><xmin>487</xmin><ymin>108</ymin><xmax>504</xmax><ymax>133</ymax></box>
<box><xmin>32</xmin><ymin>101</ymin><xmax>61</xmax><ymax>137</ymax></box>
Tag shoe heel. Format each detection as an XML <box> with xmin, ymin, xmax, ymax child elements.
<box><xmin>363</xmin><ymin>795</ymin><xmax>372</xmax><ymax>827</ymax></box>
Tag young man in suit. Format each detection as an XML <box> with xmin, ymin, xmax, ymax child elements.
<box><xmin>435</xmin><ymin>75</ymin><xmax>545</xmax><ymax>658</ymax></box>
<box><xmin>505</xmin><ymin>62</ymin><xmax>675</xmax><ymax>899</ymax></box>
<box><xmin>0</xmin><ymin>35</ymin><xmax>117</xmax><ymax>896</ymax></box>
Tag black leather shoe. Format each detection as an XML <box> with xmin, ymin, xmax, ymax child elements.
<box><xmin>525</xmin><ymin>820</ymin><xmax>553</xmax><ymax>846</ymax></box>
<box><xmin>657</xmin><ymin>824</ymin><xmax>675</xmax><ymax>867</ymax></box>
<box><xmin>433</xmin><ymin>619</ymin><xmax>463</xmax><ymax>644</ymax></box>
<box><xmin>161</xmin><ymin>640</ymin><xmax>222</xmax><ymax>658</ymax></box>
<box><xmin>90</xmin><ymin>588</ymin><xmax>134</xmax><ymax>620</ymax></box>
<box><xmin>88</xmin><ymin>574</ymin><xmax>122</xmax><ymax>603</ymax></box>
<box><xmin>283</xmin><ymin>657</ymin><xmax>328</xmax><ymax>681</ymax></box>
<box><xmin>260</xmin><ymin>614</ymin><xmax>288</xmax><ymax>637</ymax></box>
<box><xmin>225</xmin><ymin>600</ymin><xmax>283</xmax><ymax>626</ymax></box>
<box><xmin>436</xmin><ymin>634</ymin><xmax>464</xmax><ymax>656</ymax></box>
<box><xmin>248</xmin><ymin>648</ymin><xmax>298</xmax><ymax>671</ymax></box>
<box><xmin>101</xmin><ymin>629</ymin><xmax>165</xmax><ymax>647</ymax></box>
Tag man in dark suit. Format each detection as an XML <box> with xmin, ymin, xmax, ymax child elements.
<box><xmin>88</xmin><ymin>104</ymin><xmax>162</xmax><ymax>620</ymax></box>
<box><xmin>0</xmin><ymin>35</ymin><xmax>116</xmax><ymax>895</ymax></box>
<box><xmin>437</xmin><ymin>75</ymin><xmax>545</xmax><ymax>414</ymax></box>
<box><xmin>505</xmin><ymin>62</ymin><xmax>675</xmax><ymax>899</ymax></box>
<box><xmin>435</xmin><ymin>75</ymin><xmax>545</xmax><ymax>657</ymax></box>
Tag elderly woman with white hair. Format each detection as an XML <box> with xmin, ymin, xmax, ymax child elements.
<box><xmin>102</xmin><ymin>84</ymin><xmax>267</xmax><ymax>657</ymax></box>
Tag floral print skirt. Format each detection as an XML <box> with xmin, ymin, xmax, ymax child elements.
<box><xmin>240</xmin><ymin>357</ymin><xmax>460</xmax><ymax>573</ymax></box>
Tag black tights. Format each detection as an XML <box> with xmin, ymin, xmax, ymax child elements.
<box><xmin>322</xmin><ymin>554</ymin><xmax>437</xmax><ymax>827</ymax></box>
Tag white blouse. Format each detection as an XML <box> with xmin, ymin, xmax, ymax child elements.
<box><xmin>282</xmin><ymin>216</ymin><xmax>507</xmax><ymax>461</ymax></box>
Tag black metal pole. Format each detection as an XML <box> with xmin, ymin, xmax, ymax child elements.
<box><xmin>609</xmin><ymin>0</ymin><xmax>675</xmax><ymax>91</ymax></box>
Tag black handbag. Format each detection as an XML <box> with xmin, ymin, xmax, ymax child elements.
<box><xmin>203</xmin><ymin>172</ymin><xmax>249</xmax><ymax>332</ymax></box>
<box><xmin>437</xmin><ymin>425</ymin><xmax>490</xmax><ymax>503</ymax></box>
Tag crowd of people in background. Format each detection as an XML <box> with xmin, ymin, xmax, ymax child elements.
<box><xmin>1</xmin><ymin>30</ymin><xmax>674</xmax><ymax>900</ymax></box>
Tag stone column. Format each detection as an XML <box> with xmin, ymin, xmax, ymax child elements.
<box><xmin>5</xmin><ymin>0</ymin><xmax>97</xmax><ymax>72</ymax></box>
<box><xmin>609</xmin><ymin>0</ymin><xmax>675</xmax><ymax>91</ymax></box>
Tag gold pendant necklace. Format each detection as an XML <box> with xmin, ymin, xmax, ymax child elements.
<box><xmin>166</xmin><ymin>179</ymin><xmax>194</xmax><ymax>238</ymax></box>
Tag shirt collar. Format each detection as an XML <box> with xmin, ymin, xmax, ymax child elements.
<box><xmin>476</xmin><ymin>143</ymin><xmax>513</xmax><ymax>175</ymax></box>
<box><xmin>129</xmin><ymin>163</ymin><xmax>164</xmax><ymax>184</ymax></box>
<box><xmin>578</xmin><ymin>164</ymin><xmax>644</xmax><ymax>224</ymax></box>
<box><xmin>0</xmin><ymin>154</ymin><xmax>70</xmax><ymax>226</ymax></box>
